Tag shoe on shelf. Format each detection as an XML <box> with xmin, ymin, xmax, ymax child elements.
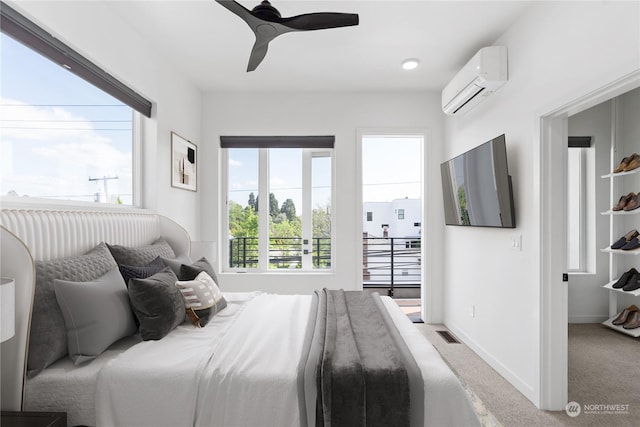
<box><xmin>613</xmin><ymin>192</ymin><xmax>636</xmax><ymax>211</ymax></box>
<box><xmin>623</xmin><ymin>311</ymin><xmax>640</xmax><ymax>329</ymax></box>
<box><xmin>622</xmin><ymin>236</ymin><xmax>640</xmax><ymax>251</ymax></box>
<box><xmin>612</xmin><ymin>268</ymin><xmax>639</xmax><ymax>288</ymax></box>
<box><xmin>611</xmin><ymin>229</ymin><xmax>639</xmax><ymax>249</ymax></box>
<box><xmin>622</xmin><ymin>153</ymin><xmax>640</xmax><ymax>172</ymax></box>
<box><xmin>622</xmin><ymin>192</ymin><xmax>640</xmax><ymax>211</ymax></box>
<box><xmin>612</xmin><ymin>304</ymin><xmax>639</xmax><ymax>325</ymax></box>
<box><xmin>614</xmin><ymin>155</ymin><xmax>633</xmax><ymax>173</ymax></box>
<box><xmin>623</xmin><ymin>273</ymin><xmax>640</xmax><ymax>292</ymax></box>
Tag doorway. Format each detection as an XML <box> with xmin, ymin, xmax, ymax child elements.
<box><xmin>540</xmin><ymin>70</ymin><xmax>640</xmax><ymax>410</ymax></box>
<box><xmin>359</xmin><ymin>132</ymin><xmax>424</xmax><ymax>322</ymax></box>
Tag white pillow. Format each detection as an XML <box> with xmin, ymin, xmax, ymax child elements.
<box><xmin>175</xmin><ymin>271</ymin><xmax>227</xmax><ymax>327</ymax></box>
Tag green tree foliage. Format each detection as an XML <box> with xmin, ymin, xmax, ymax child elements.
<box><xmin>269</xmin><ymin>193</ymin><xmax>280</xmax><ymax>219</ymax></box>
<box><xmin>280</xmin><ymin>198</ymin><xmax>297</xmax><ymax>222</ymax></box>
<box><xmin>313</xmin><ymin>204</ymin><xmax>331</xmax><ymax>238</ymax></box>
<box><xmin>229</xmin><ymin>201</ymin><xmax>258</xmax><ymax>237</ymax></box>
<box><xmin>228</xmin><ymin>196</ymin><xmax>332</xmax><ymax>268</ymax></box>
<box><xmin>247</xmin><ymin>192</ymin><xmax>257</xmax><ymax>211</ymax></box>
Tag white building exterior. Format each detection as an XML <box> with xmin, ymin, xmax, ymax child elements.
<box><xmin>362</xmin><ymin>198</ymin><xmax>422</xmax><ymax>287</ymax></box>
<box><xmin>363</xmin><ymin>198</ymin><xmax>421</xmax><ymax>238</ymax></box>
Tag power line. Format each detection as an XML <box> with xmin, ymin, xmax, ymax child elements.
<box><xmin>2</xmin><ymin>127</ymin><xmax>132</xmax><ymax>131</ymax></box>
<box><xmin>2</xmin><ymin>119</ymin><xmax>131</xmax><ymax>123</ymax></box>
<box><xmin>364</xmin><ymin>181</ymin><xmax>420</xmax><ymax>186</ymax></box>
<box><xmin>0</xmin><ymin>104</ymin><xmax>126</xmax><ymax>107</ymax></box>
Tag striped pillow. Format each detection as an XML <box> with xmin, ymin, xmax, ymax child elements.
<box><xmin>175</xmin><ymin>271</ymin><xmax>226</xmax><ymax>327</ymax></box>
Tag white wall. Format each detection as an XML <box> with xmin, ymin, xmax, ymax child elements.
<box><xmin>200</xmin><ymin>91</ymin><xmax>444</xmax><ymax>313</ymax></box>
<box><xmin>7</xmin><ymin>1</ymin><xmax>203</xmax><ymax>238</ymax></box>
<box><xmin>567</xmin><ymin>101</ymin><xmax>612</xmax><ymax>323</ymax></box>
<box><xmin>443</xmin><ymin>1</ymin><xmax>640</xmax><ymax>406</ymax></box>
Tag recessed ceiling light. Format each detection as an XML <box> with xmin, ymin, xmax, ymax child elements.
<box><xmin>401</xmin><ymin>58</ymin><xmax>419</xmax><ymax>70</ymax></box>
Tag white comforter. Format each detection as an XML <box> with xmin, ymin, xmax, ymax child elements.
<box><xmin>96</xmin><ymin>292</ymin><xmax>312</xmax><ymax>427</ymax></box>
<box><xmin>96</xmin><ymin>292</ymin><xmax>479</xmax><ymax>427</ymax></box>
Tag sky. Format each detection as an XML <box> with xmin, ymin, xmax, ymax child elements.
<box><xmin>1</xmin><ymin>33</ymin><xmax>133</xmax><ymax>204</ymax></box>
<box><xmin>227</xmin><ymin>136</ymin><xmax>422</xmax><ymax>215</ymax></box>
<box><xmin>1</xmin><ymin>32</ymin><xmax>422</xmax><ymax>210</ymax></box>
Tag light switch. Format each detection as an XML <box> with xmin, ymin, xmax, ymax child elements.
<box><xmin>510</xmin><ymin>234</ymin><xmax>522</xmax><ymax>251</ymax></box>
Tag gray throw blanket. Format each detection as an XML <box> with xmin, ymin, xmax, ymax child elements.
<box><xmin>298</xmin><ymin>289</ymin><xmax>424</xmax><ymax>427</ymax></box>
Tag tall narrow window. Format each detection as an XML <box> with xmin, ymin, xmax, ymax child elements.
<box><xmin>222</xmin><ymin>136</ymin><xmax>334</xmax><ymax>272</ymax></box>
<box><xmin>567</xmin><ymin>137</ymin><xmax>591</xmax><ymax>272</ymax></box>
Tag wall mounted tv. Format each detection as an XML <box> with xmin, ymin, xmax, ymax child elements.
<box><xmin>440</xmin><ymin>134</ymin><xmax>515</xmax><ymax>228</ymax></box>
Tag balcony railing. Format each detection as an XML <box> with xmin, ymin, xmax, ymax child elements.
<box><xmin>229</xmin><ymin>236</ymin><xmax>421</xmax><ymax>294</ymax></box>
<box><xmin>229</xmin><ymin>236</ymin><xmax>331</xmax><ymax>269</ymax></box>
<box><xmin>362</xmin><ymin>236</ymin><xmax>421</xmax><ymax>295</ymax></box>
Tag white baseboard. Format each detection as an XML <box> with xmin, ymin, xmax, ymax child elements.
<box><xmin>568</xmin><ymin>315</ymin><xmax>609</xmax><ymax>323</ymax></box>
<box><xmin>445</xmin><ymin>322</ymin><xmax>538</xmax><ymax>407</ymax></box>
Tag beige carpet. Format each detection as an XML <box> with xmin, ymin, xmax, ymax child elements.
<box><xmin>414</xmin><ymin>323</ymin><xmax>640</xmax><ymax>427</ymax></box>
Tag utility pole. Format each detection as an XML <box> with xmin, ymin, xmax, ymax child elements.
<box><xmin>89</xmin><ymin>175</ymin><xmax>118</xmax><ymax>203</ymax></box>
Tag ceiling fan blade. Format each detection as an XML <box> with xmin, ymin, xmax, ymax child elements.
<box><xmin>280</xmin><ymin>12</ymin><xmax>359</xmax><ymax>31</ymax></box>
<box><xmin>215</xmin><ymin>0</ymin><xmax>260</xmax><ymax>28</ymax></box>
<box><xmin>247</xmin><ymin>38</ymin><xmax>270</xmax><ymax>72</ymax></box>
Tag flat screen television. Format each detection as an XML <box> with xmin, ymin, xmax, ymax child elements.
<box><xmin>440</xmin><ymin>134</ymin><xmax>515</xmax><ymax>228</ymax></box>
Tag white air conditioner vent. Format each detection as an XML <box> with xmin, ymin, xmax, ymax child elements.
<box><xmin>442</xmin><ymin>46</ymin><xmax>508</xmax><ymax>115</ymax></box>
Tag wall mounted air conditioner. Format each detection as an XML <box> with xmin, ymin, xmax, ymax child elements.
<box><xmin>441</xmin><ymin>46</ymin><xmax>508</xmax><ymax>115</ymax></box>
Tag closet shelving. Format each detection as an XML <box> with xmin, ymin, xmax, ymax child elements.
<box><xmin>600</xmin><ymin>166</ymin><xmax>639</xmax><ymax>337</ymax></box>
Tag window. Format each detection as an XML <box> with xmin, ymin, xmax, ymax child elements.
<box><xmin>567</xmin><ymin>137</ymin><xmax>592</xmax><ymax>272</ymax></box>
<box><xmin>366</xmin><ymin>211</ymin><xmax>373</xmax><ymax>221</ymax></box>
<box><xmin>0</xmin><ymin>4</ymin><xmax>150</xmax><ymax>206</ymax></box>
<box><xmin>398</xmin><ymin>208</ymin><xmax>405</xmax><ymax>220</ymax></box>
<box><xmin>222</xmin><ymin>136</ymin><xmax>334</xmax><ymax>271</ymax></box>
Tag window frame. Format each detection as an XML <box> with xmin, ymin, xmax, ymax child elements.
<box><xmin>222</xmin><ymin>146</ymin><xmax>335</xmax><ymax>273</ymax></box>
<box><xmin>0</xmin><ymin>3</ymin><xmax>146</xmax><ymax>209</ymax></box>
<box><xmin>566</xmin><ymin>143</ymin><xmax>590</xmax><ymax>273</ymax></box>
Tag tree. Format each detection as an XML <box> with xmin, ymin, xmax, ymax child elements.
<box><xmin>269</xmin><ymin>193</ymin><xmax>280</xmax><ymax>219</ymax></box>
<box><xmin>313</xmin><ymin>203</ymin><xmax>331</xmax><ymax>238</ymax></box>
<box><xmin>247</xmin><ymin>192</ymin><xmax>257</xmax><ymax>211</ymax></box>
<box><xmin>280</xmin><ymin>198</ymin><xmax>297</xmax><ymax>222</ymax></box>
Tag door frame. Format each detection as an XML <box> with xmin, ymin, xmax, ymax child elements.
<box><xmin>356</xmin><ymin>128</ymin><xmax>433</xmax><ymax>323</ymax></box>
<box><xmin>539</xmin><ymin>70</ymin><xmax>640</xmax><ymax>410</ymax></box>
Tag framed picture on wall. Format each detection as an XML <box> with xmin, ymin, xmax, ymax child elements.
<box><xmin>171</xmin><ymin>132</ymin><xmax>197</xmax><ymax>191</ymax></box>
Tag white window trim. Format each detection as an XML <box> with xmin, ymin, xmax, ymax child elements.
<box><xmin>222</xmin><ymin>147</ymin><xmax>335</xmax><ymax>273</ymax></box>
<box><xmin>566</xmin><ymin>147</ymin><xmax>587</xmax><ymax>272</ymax></box>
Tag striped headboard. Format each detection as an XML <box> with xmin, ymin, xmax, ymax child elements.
<box><xmin>0</xmin><ymin>208</ymin><xmax>190</xmax><ymax>411</ymax></box>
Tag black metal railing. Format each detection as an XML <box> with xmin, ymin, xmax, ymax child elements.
<box><xmin>229</xmin><ymin>236</ymin><xmax>331</xmax><ymax>269</ymax></box>
<box><xmin>362</xmin><ymin>236</ymin><xmax>421</xmax><ymax>296</ymax></box>
<box><xmin>229</xmin><ymin>235</ymin><xmax>421</xmax><ymax>295</ymax></box>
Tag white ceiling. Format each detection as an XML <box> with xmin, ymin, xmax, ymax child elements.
<box><xmin>107</xmin><ymin>1</ymin><xmax>532</xmax><ymax>92</ymax></box>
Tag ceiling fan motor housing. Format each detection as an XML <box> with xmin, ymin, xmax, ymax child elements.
<box><xmin>252</xmin><ymin>1</ymin><xmax>281</xmax><ymax>19</ymax></box>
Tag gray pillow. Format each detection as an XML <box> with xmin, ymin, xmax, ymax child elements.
<box><xmin>107</xmin><ymin>238</ymin><xmax>176</xmax><ymax>266</ymax></box>
<box><xmin>29</xmin><ymin>242</ymin><xmax>117</xmax><ymax>376</ymax></box>
<box><xmin>160</xmin><ymin>254</ymin><xmax>193</xmax><ymax>276</ymax></box>
<box><xmin>128</xmin><ymin>267</ymin><xmax>186</xmax><ymax>341</ymax></box>
<box><xmin>179</xmin><ymin>257</ymin><xmax>219</xmax><ymax>284</ymax></box>
<box><xmin>118</xmin><ymin>256</ymin><xmax>166</xmax><ymax>287</ymax></box>
<box><xmin>54</xmin><ymin>268</ymin><xmax>137</xmax><ymax>365</ymax></box>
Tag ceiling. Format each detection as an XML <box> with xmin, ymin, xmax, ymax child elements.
<box><xmin>107</xmin><ymin>1</ymin><xmax>532</xmax><ymax>93</ymax></box>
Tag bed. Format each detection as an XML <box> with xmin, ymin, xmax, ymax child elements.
<box><xmin>0</xmin><ymin>208</ymin><xmax>481</xmax><ymax>427</ymax></box>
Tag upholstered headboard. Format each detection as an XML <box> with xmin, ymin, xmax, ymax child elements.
<box><xmin>0</xmin><ymin>208</ymin><xmax>190</xmax><ymax>411</ymax></box>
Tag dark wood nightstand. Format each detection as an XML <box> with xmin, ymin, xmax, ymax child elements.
<box><xmin>1</xmin><ymin>411</ymin><xmax>66</xmax><ymax>427</ymax></box>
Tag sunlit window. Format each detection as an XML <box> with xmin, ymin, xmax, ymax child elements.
<box><xmin>1</xmin><ymin>32</ymin><xmax>138</xmax><ymax>205</ymax></box>
<box><xmin>223</xmin><ymin>139</ymin><xmax>333</xmax><ymax>272</ymax></box>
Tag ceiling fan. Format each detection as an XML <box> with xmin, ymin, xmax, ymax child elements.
<box><xmin>215</xmin><ymin>0</ymin><xmax>359</xmax><ymax>72</ymax></box>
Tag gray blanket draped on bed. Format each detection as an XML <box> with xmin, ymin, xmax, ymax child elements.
<box><xmin>298</xmin><ymin>289</ymin><xmax>424</xmax><ymax>427</ymax></box>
